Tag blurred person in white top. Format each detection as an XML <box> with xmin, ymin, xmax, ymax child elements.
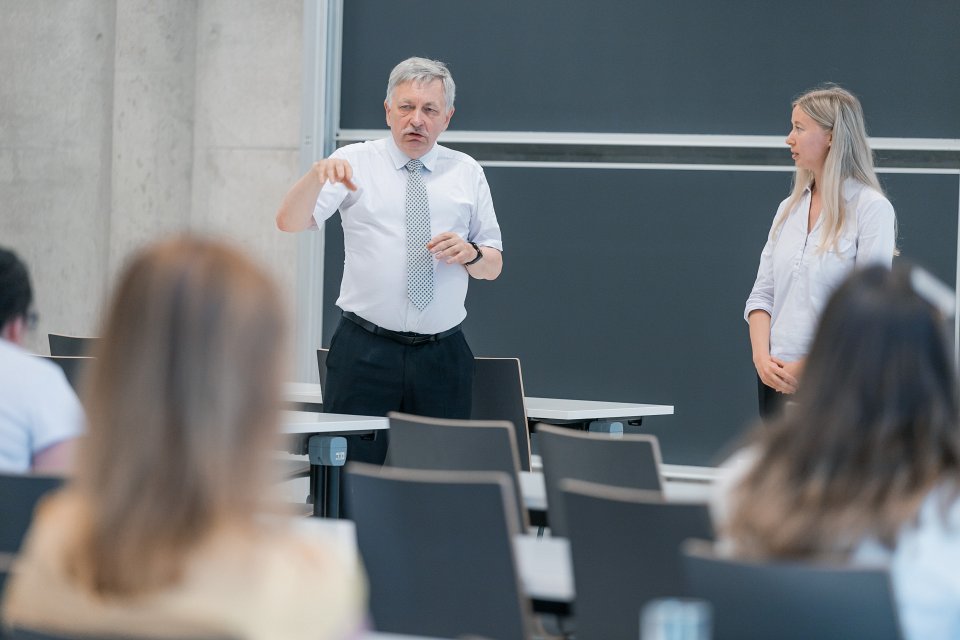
<box><xmin>0</xmin><ymin>247</ymin><xmax>81</xmax><ymax>473</ymax></box>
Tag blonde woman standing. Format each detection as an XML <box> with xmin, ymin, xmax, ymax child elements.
<box><xmin>2</xmin><ymin>237</ymin><xmax>366</xmax><ymax>639</ymax></box>
<box><xmin>745</xmin><ymin>85</ymin><xmax>896</xmax><ymax>419</ymax></box>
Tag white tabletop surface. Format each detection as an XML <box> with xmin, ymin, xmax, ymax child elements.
<box><xmin>513</xmin><ymin>534</ymin><xmax>574</xmax><ymax>602</ymax></box>
<box><xmin>285</xmin><ymin>381</ymin><xmax>323</xmax><ymax>404</ymax></box>
<box><xmin>364</xmin><ymin>634</ymin><xmax>450</xmax><ymax>640</ymax></box>
<box><xmin>525</xmin><ymin>397</ymin><xmax>674</xmax><ymax>420</ymax></box>
<box><xmin>660</xmin><ymin>463</ymin><xmax>723</xmax><ymax>483</ymax></box>
<box><xmin>519</xmin><ymin>469</ymin><xmax>717</xmax><ymax>511</ymax></box>
<box><xmin>282</xmin><ymin>410</ymin><xmax>388</xmax><ymax>435</ymax></box>
<box><xmin>297</xmin><ymin>516</ymin><xmax>573</xmax><ymax>603</ymax></box>
<box><xmin>283</xmin><ymin>383</ymin><xmax>674</xmax><ymax>422</ymax></box>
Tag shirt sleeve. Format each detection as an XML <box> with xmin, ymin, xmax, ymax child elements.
<box><xmin>744</xmin><ymin>201</ymin><xmax>788</xmax><ymax>322</ymax></box>
<box><xmin>466</xmin><ymin>166</ymin><xmax>503</xmax><ymax>251</ymax></box>
<box><xmin>854</xmin><ymin>196</ymin><xmax>896</xmax><ymax>268</ymax></box>
<box><xmin>311</xmin><ymin>147</ymin><xmax>355</xmax><ymax>228</ymax></box>
<box><xmin>30</xmin><ymin>366</ymin><xmax>84</xmax><ymax>454</ymax></box>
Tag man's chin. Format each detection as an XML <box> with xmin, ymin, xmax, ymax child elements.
<box><xmin>401</xmin><ymin>139</ymin><xmax>430</xmax><ymax>157</ymax></box>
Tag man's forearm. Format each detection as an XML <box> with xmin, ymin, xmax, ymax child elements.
<box><xmin>276</xmin><ymin>168</ymin><xmax>324</xmax><ymax>232</ymax></box>
<box><xmin>465</xmin><ymin>247</ymin><xmax>502</xmax><ymax>280</ymax></box>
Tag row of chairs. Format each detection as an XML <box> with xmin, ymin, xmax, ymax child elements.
<box><xmin>373</xmin><ymin>414</ymin><xmax>699</xmax><ymax>639</ymax></box>
<box><xmin>356</xmin><ymin>413</ymin><xmax>904</xmax><ymax>640</ymax></box>
<box><xmin>0</xmin><ymin>464</ymin><xmax>902</xmax><ymax>640</ymax></box>
<box><xmin>21</xmin><ymin>335</ymin><xmax>903</xmax><ymax>639</ymax></box>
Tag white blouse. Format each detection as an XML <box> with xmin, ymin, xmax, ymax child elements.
<box><xmin>744</xmin><ymin>179</ymin><xmax>896</xmax><ymax>361</ymax></box>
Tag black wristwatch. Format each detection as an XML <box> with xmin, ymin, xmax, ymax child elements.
<box><xmin>465</xmin><ymin>242</ymin><xmax>483</xmax><ymax>266</ymax></box>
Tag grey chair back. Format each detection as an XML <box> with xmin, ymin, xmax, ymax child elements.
<box><xmin>347</xmin><ymin>462</ymin><xmax>533</xmax><ymax>640</ymax></box>
<box><xmin>47</xmin><ymin>334</ymin><xmax>99</xmax><ymax>358</ymax></box>
<box><xmin>537</xmin><ymin>422</ymin><xmax>663</xmax><ymax>536</ymax></box>
<box><xmin>563</xmin><ymin>479</ymin><xmax>713</xmax><ymax>640</ymax></box>
<box><xmin>386</xmin><ymin>412</ymin><xmax>528</xmax><ymax>528</ymax></box>
<box><xmin>682</xmin><ymin>539</ymin><xmax>904</xmax><ymax>640</ymax></box>
<box><xmin>37</xmin><ymin>355</ymin><xmax>92</xmax><ymax>393</ymax></box>
<box><xmin>0</xmin><ymin>473</ymin><xmax>64</xmax><ymax>554</ymax></box>
<box><xmin>471</xmin><ymin>356</ymin><xmax>531</xmax><ymax>471</ymax></box>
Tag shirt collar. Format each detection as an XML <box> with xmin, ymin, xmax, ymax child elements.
<box><xmin>804</xmin><ymin>178</ymin><xmax>861</xmax><ymax>202</ymax></box>
<box><xmin>386</xmin><ymin>136</ymin><xmax>439</xmax><ymax>172</ymax></box>
<box><xmin>841</xmin><ymin>178</ymin><xmax>860</xmax><ymax>202</ymax></box>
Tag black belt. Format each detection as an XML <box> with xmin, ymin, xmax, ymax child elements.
<box><xmin>343</xmin><ymin>311</ymin><xmax>462</xmax><ymax>346</ymax></box>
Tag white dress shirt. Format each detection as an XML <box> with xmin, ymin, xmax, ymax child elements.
<box><xmin>0</xmin><ymin>340</ymin><xmax>84</xmax><ymax>472</ymax></box>
<box><xmin>312</xmin><ymin>137</ymin><xmax>503</xmax><ymax>334</ymax></box>
<box><xmin>744</xmin><ymin>179</ymin><xmax>895</xmax><ymax>361</ymax></box>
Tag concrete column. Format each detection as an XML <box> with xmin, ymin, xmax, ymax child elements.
<box><xmin>190</xmin><ymin>0</ymin><xmax>302</xmax><ymax>295</ymax></box>
<box><xmin>0</xmin><ymin>1</ymin><xmax>117</xmax><ymax>352</ymax></box>
<box><xmin>108</xmin><ymin>0</ymin><xmax>198</xmax><ymax>278</ymax></box>
<box><xmin>0</xmin><ymin>1</ymin><xmax>305</xmax><ymax>356</ymax></box>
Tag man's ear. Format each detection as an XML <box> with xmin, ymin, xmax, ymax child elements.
<box><xmin>1</xmin><ymin>315</ymin><xmax>25</xmax><ymax>345</ymax></box>
<box><xmin>441</xmin><ymin>106</ymin><xmax>455</xmax><ymax>132</ymax></box>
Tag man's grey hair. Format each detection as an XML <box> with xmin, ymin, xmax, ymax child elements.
<box><xmin>385</xmin><ymin>57</ymin><xmax>456</xmax><ymax>111</ymax></box>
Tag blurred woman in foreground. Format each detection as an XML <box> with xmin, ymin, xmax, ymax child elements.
<box><xmin>3</xmin><ymin>236</ymin><xmax>366</xmax><ymax>639</ymax></box>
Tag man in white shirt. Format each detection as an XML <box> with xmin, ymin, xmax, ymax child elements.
<box><xmin>276</xmin><ymin>57</ymin><xmax>503</xmax><ymax>468</ymax></box>
<box><xmin>0</xmin><ymin>247</ymin><xmax>83</xmax><ymax>473</ymax></box>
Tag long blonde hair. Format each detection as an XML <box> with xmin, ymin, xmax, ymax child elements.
<box><xmin>70</xmin><ymin>236</ymin><xmax>288</xmax><ymax>596</ymax></box>
<box><xmin>772</xmin><ymin>86</ymin><xmax>883</xmax><ymax>251</ymax></box>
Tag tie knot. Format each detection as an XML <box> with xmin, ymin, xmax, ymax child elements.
<box><xmin>405</xmin><ymin>159</ymin><xmax>423</xmax><ymax>173</ymax></box>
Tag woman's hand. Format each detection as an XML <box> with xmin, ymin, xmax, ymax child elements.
<box><xmin>754</xmin><ymin>355</ymin><xmax>799</xmax><ymax>394</ymax></box>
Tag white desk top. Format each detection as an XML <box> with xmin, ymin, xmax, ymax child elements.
<box><xmin>283</xmin><ymin>383</ymin><xmax>674</xmax><ymax>422</ymax></box>
<box><xmin>281</xmin><ymin>410</ymin><xmax>388</xmax><ymax>435</ymax></box>
<box><xmin>660</xmin><ymin>463</ymin><xmax>723</xmax><ymax>483</ymax></box>
<box><xmin>524</xmin><ymin>397</ymin><xmax>674</xmax><ymax>420</ymax></box>
<box><xmin>364</xmin><ymin>634</ymin><xmax>449</xmax><ymax>640</ymax></box>
<box><xmin>298</xmin><ymin>515</ymin><xmax>573</xmax><ymax>603</ymax></box>
<box><xmin>519</xmin><ymin>469</ymin><xmax>716</xmax><ymax>511</ymax></box>
<box><xmin>513</xmin><ymin>534</ymin><xmax>574</xmax><ymax>602</ymax></box>
<box><xmin>285</xmin><ymin>381</ymin><xmax>323</xmax><ymax>404</ymax></box>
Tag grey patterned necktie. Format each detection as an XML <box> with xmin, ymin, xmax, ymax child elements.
<box><xmin>405</xmin><ymin>159</ymin><xmax>434</xmax><ymax>310</ymax></box>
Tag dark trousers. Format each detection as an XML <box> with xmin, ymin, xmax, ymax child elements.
<box><xmin>757</xmin><ymin>375</ymin><xmax>788</xmax><ymax>422</ymax></box>
<box><xmin>323</xmin><ymin>315</ymin><xmax>475</xmax><ymax>513</ymax></box>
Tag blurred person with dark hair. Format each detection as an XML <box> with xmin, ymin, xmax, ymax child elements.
<box><xmin>0</xmin><ymin>246</ymin><xmax>82</xmax><ymax>473</ymax></box>
<box><xmin>718</xmin><ymin>263</ymin><xmax>960</xmax><ymax>640</ymax></box>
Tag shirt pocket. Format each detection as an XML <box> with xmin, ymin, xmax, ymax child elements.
<box><xmin>813</xmin><ymin>234</ymin><xmax>857</xmax><ymax>291</ymax></box>
<box><xmin>431</xmin><ymin>192</ymin><xmax>474</xmax><ymax>238</ymax></box>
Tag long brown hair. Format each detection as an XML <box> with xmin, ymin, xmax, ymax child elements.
<box><xmin>70</xmin><ymin>235</ymin><xmax>288</xmax><ymax>595</ymax></box>
<box><xmin>727</xmin><ymin>264</ymin><xmax>960</xmax><ymax>559</ymax></box>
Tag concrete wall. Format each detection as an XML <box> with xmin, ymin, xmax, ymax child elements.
<box><xmin>0</xmin><ymin>0</ymin><xmax>303</xmax><ymax>354</ymax></box>
<box><xmin>0</xmin><ymin>1</ymin><xmax>116</xmax><ymax>353</ymax></box>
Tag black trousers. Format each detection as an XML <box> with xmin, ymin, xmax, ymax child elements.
<box><xmin>757</xmin><ymin>375</ymin><xmax>788</xmax><ymax>422</ymax></box>
<box><xmin>323</xmin><ymin>315</ymin><xmax>475</xmax><ymax>513</ymax></box>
